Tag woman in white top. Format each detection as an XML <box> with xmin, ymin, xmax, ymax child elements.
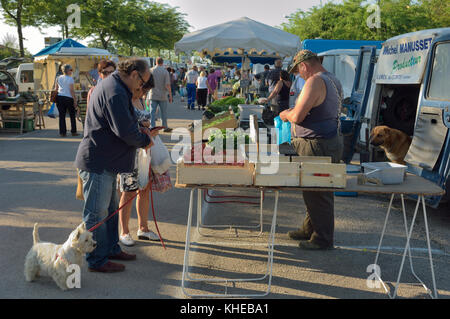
<box><xmin>54</xmin><ymin>64</ymin><xmax>78</xmax><ymax>136</ymax></box>
<box><xmin>196</xmin><ymin>71</ymin><xmax>210</xmax><ymax>110</ymax></box>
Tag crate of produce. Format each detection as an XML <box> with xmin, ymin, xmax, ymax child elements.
<box><xmin>254</xmin><ymin>162</ymin><xmax>300</xmax><ymax>186</ymax></box>
<box><xmin>190</xmin><ymin>111</ymin><xmax>238</xmax><ymax>143</ymax></box>
<box><xmin>300</xmin><ymin>162</ymin><xmax>346</xmax><ymax>188</ymax></box>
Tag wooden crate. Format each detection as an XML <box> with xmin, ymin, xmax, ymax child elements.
<box><xmin>300</xmin><ymin>162</ymin><xmax>346</xmax><ymax>188</ymax></box>
<box><xmin>254</xmin><ymin>162</ymin><xmax>300</xmax><ymax>186</ymax></box>
<box><xmin>176</xmin><ymin>160</ymin><xmax>254</xmax><ymax>186</ymax></box>
<box><xmin>190</xmin><ymin>112</ymin><xmax>238</xmax><ymax>143</ymax></box>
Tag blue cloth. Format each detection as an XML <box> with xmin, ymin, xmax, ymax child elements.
<box><xmin>75</xmin><ymin>72</ymin><xmax>151</xmax><ymax>174</ymax></box>
<box><xmin>186</xmin><ymin>83</ymin><xmax>197</xmax><ymax>109</ymax></box>
<box><xmin>79</xmin><ymin>169</ymin><xmax>122</xmax><ymax>269</ymax></box>
<box><xmin>150</xmin><ymin>100</ymin><xmax>168</xmax><ymax>128</ymax></box>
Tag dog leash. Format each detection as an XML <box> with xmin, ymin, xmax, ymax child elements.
<box><xmin>87</xmin><ymin>165</ymin><xmax>166</xmax><ymax>250</ymax></box>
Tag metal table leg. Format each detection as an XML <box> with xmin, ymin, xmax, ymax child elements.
<box><xmin>181</xmin><ymin>188</ymin><xmax>279</xmax><ymax>298</ymax></box>
<box><xmin>373</xmin><ymin>194</ymin><xmax>438</xmax><ymax>299</ymax></box>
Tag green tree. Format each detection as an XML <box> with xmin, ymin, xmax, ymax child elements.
<box><xmin>282</xmin><ymin>0</ymin><xmax>449</xmax><ymax>41</ymax></box>
<box><xmin>0</xmin><ymin>0</ymin><xmax>36</xmax><ymax>57</ymax></box>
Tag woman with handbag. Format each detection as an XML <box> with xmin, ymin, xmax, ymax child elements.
<box><xmin>54</xmin><ymin>64</ymin><xmax>79</xmax><ymax>137</ymax></box>
<box><xmin>118</xmin><ymin>75</ymin><xmax>166</xmax><ymax>246</ymax></box>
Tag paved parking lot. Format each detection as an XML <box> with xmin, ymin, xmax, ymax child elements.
<box><xmin>1</xmin><ymin>97</ymin><xmax>449</xmax><ymax>299</ymax></box>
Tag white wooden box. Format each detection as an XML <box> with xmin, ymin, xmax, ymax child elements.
<box><xmin>300</xmin><ymin>162</ymin><xmax>346</xmax><ymax>188</ymax></box>
<box><xmin>291</xmin><ymin>156</ymin><xmax>332</xmax><ymax>163</ymax></box>
<box><xmin>176</xmin><ymin>160</ymin><xmax>254</xmax><ymax>186</ymax></box>
<box><xmin>254</xmin><ymin>162</ymin><xmax>300</xmax><ymax>186</ymax></box>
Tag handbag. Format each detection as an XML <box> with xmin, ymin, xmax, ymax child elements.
<box><xmin>50</xmin><ymin>90</ymin><xmax>58</xmax><ymax>103</ymax></box>
<box><xmin>150</xmin><ymin>170</ymin><xmax>172</xmax><ymax>193</ymax></box>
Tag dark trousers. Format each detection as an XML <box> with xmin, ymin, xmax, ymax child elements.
<box><xmin>291</xmin><ymin>133</ymin><xmax>343</xmax><ymax>247</ymax></box>
<box><xmin>196</xmin><ymin>88</ymin><xmax>208</xmax><ymax>108</ymax></box>
<box><xmin>56</xmin><ymin>95</ymin><xmax>77</xmax><ymax>135</ymax></box>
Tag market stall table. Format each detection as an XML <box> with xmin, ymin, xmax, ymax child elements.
<box><xmin>0</xmin><ymin>100</ymin><xmax>36</xmax><ymax>134</ymax></box>
<box><xmin>176</xmin><ymin>173</ymin><xmax>444</xmax><ymax>298</ymax></box>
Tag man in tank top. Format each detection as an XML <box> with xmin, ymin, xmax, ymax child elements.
<box><xmin>280</xmin><ymin>50</ymin><xmax>344</xmax><ymax>250</ymax></box>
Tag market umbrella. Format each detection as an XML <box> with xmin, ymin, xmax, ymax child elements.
<box><xmin>174</xmin><ymin>17</ymin><xmax>300</xmax><ymax>58</ymax></box>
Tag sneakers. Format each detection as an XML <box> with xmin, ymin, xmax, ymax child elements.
<box><xmin>137</xmin><ymin>229</ymin><xmax>160</xmax><ymax>241</ymax></box>
<box><xmin>119</xmin><ymin>233</ymin><xmax>135</xmax><ymax>247</ymax></box>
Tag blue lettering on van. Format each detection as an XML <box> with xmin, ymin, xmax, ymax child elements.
<box><xmin>399</xmin><ymin>37</ymin><xmax>433</xmax><ymax>53</ymax></box>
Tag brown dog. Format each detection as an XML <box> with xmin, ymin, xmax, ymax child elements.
<box><xmin>369</xmin><ymin>125</ymin><xmax>412</xmax><ymax>164</ymax></box>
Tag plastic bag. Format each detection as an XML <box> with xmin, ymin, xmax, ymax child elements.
<box><xmin>274</xmin><ymin>116</ymin><xmax>291</xmax><ymax>145</ymax></box>
<box><xmin>47</xmin><ymin>102</ymin><xmax>59</xmax><ymax>118</ymax></box>
<box><xmin>180</xmin><ymin>87</ymin><xmax>187</xmax><ymax>97</ymax></box>
<box><xmin>150</xmin><ymin>135</ymin><xmax>171</xmax><ymax>174</ymax></box>
<box><xmin>137</xmin><ymin>148</ymin><xmax>151</xmax><ymax>189</ymax></box>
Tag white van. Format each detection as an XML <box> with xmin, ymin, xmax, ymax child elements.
<box><xmin>15</xmin><ymin>63</ymin><xmax>34</xmax><ymax>92</ymax></box>
<box><xmin>346</xmin><ymin>28</ymin><xmax>450</xmax><ymax>207</ymax></box>
<box><xmin>318</xmin><ymin>49</ymin><xmax>379</xmax><ymax>100</ymax></box>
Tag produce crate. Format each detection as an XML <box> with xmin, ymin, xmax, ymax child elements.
<box><xmin>190</xmin><ymin>112</ymin><xmax>238</xmax><ymax>143</ymax></box>
<box><xmin>3</xmin><ymin>118</ymin><xmax>35</xmax><ymax>132</ymax></box>
<box><xmin>300</xmin><ymin>162</ymin><xmax>346</xmax><ymax>188</ymax></box>
<box><xmin>254</xmin><ymin>162</ymin><xmax>300</xmax><ymax>186</ymax></box>
<box><xmin>176</xmin><ymin>159</ymin><xmax>254</xmax><ymax>186</ymax></box>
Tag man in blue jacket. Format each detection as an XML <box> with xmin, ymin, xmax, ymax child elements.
<box><xmin>75</xmin><ymin>58</ymin><xmax>153</xmax><ymax>273</ymax></box>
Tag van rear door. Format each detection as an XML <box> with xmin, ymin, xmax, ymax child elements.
<box><xmin>341</xmin><ymin>46</ymin><xmax>377</xmax><ymax>163</ymax></box>
<box><xmin>405</xmin><ymin>38</ymin><xmax>450</xmax><ymax>207</ymax></box>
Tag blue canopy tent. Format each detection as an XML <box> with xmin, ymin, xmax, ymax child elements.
<box><xmin>33</xmin><ymin>38</ymin><xmax>86</xmax><ymax>57</ymax></box>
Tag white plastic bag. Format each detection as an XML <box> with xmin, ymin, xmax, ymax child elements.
<box><xmin>150</xmin><ymin>135</ymin><xmax>171</xmax><ymax>174</ymax></box>
<box><xmin>137</xmin><ymin>148</ymin><xmax>151</xmax><ymax>189</ymax></box>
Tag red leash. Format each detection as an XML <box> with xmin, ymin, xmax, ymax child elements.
<box><xmin>87</xmin><ymin>163</ymin><xmax>166</xmax><ymax>250</ymax></box>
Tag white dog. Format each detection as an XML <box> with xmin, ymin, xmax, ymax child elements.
<box><xmin>24</xmin><ymin>222</ymin><xmax>96</xmax><ymax>290</ymax></box>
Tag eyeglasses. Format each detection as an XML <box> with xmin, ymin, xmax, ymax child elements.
<box><xmin>101</xmin><ymin>70</ymin><xmax>113</xmax><ymax>76</ymax></box>
<box><xmin>136</xmin><ymin>71</ymin><xmax>146</xmax><ymax>87</ymax></box>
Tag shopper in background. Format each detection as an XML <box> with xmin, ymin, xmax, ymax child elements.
<box><xmin>87</xmin><ymin>60</ymin><xmax>117</xmax><ymax>105</ymax></box>
<box><xmin>148</xmin><ymin>57</ymin><xmax>173</xmax><ymax>132</ymax></box>
<box><xmin>207</xmin><ymin>68</ymin><xmax>218</xmax><ymax>104</ymax></box>
<box><xmin>184</xmin><ymin>65</ymin><xmax>199</xmax><ymax>110</ymax></box>
<box><xmin>54</xmin><ymin>64</ymin><xmax>78</xmax><ymax>137</ymax></box>
<box><xmin>196</xmin><ymin>71</ymin><xmax>209</xmax><ymax>110</ymax></box>
<box><xmin>262</xmin><ymin>70</ymin><xmax>292</xmax><ymax>115</ymax></box>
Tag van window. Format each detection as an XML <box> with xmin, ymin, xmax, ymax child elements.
<box><xmin>356</xmin><ymin>51</ymin><xmax>371</xmax><ymax>94</ymax></box>
<box><xmin>428</xmin><ymin>42</ymin><xmax>450</xmax><ymax>101</ymax></box>
<box><xmin>20</xmin><ymin>70</ymin><xmax>33</xmax><ymax>83</ymax></box>
<box><xmin>322</xmin><ymin>56</ymin><xmax>335</xmax><ymax>74</ymax></box>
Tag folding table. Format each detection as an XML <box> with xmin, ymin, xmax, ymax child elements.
<box><xmin>176</xmin><ymin>173</ymin><xmax>444</xmax><ymax>298</ymax></box>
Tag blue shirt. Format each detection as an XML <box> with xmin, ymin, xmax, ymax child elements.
<box><xmin>75</xmin><ymin>72</ymin><xmax>151</xmax><ymax>174</ymax></box>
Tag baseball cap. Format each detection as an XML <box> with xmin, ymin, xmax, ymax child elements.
<box><xmin>288</xmin><ymin>50</ymin><xmax>318</xmax><ymax>73</ymax></box>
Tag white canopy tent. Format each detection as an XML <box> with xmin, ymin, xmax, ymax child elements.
<box><xmin>174</xmin><ymin>17</ymin><xmax>301</xmax><ymax>60</ymax></box>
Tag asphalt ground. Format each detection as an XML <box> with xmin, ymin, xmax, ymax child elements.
<box><xmin>1</xmin><ymin>94</ymin><xmax>449</xmax><ymax>301</ymax></box>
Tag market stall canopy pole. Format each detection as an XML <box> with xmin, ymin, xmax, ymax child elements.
<box><xmin>174</xmin><ymin>17</ymin><xmax>301</xmax><ymax>58</ymax></box>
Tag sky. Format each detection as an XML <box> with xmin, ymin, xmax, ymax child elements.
<box><xmin>0</xmin><ymin>0</ymin><xmax>323</xmax><ymax>55</ymax></box>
